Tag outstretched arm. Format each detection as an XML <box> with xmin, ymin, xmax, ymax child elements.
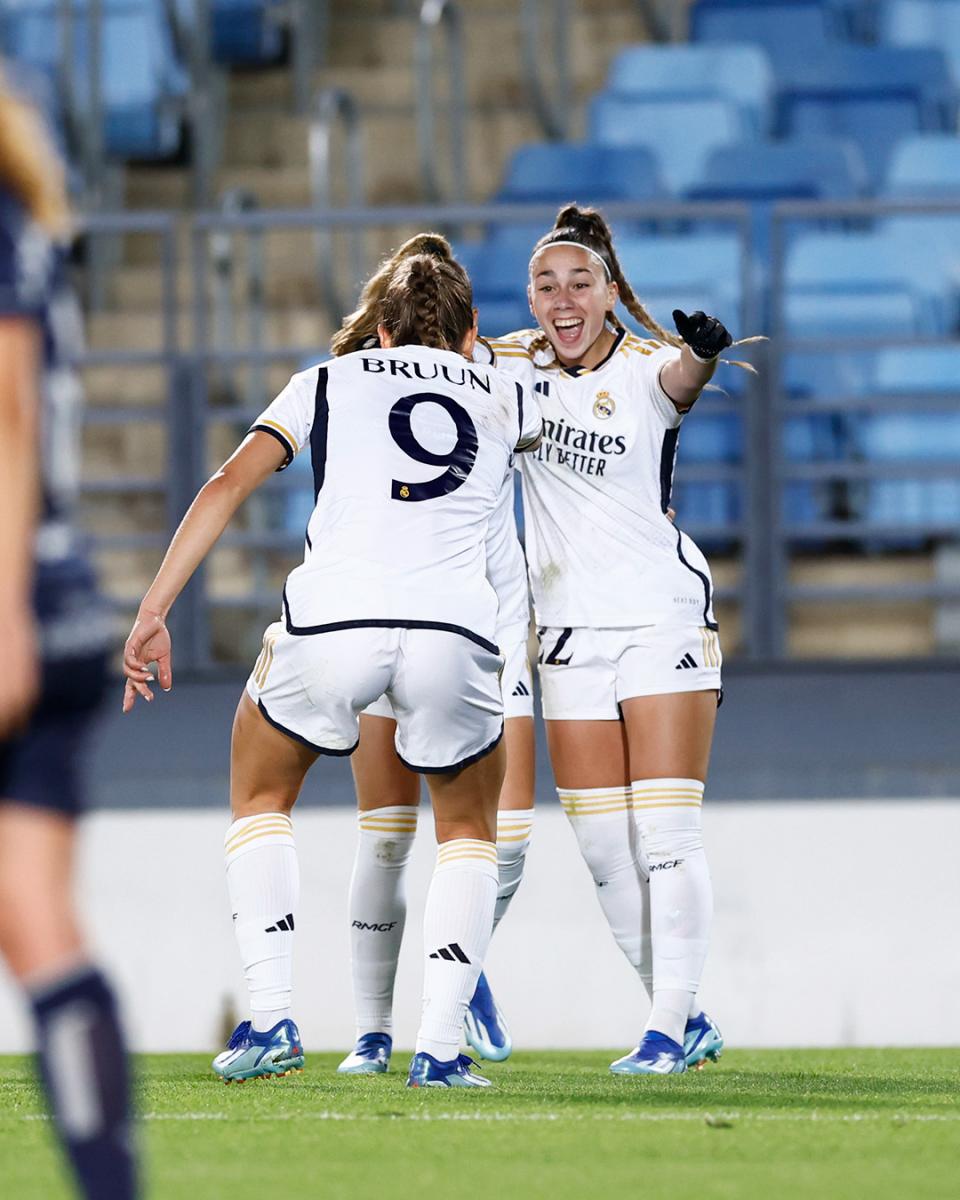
<box><xmin>122</xmin><ymin>431</ymin><xmax>286</xmax><ymax>711</ymax></box>
<box><xmin>0</xmin><ymin>319</ymin><xmax>40</xmax><ymax>737</ymax></box>
<box><xmin>660</xmin><ymin>310</ymin><xmax>733</xmax><ymax>412</ymax></box>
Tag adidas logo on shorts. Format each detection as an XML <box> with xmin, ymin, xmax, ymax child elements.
<box><xmin>675</xmin><ymin>653</ymin><xmax>698</xmax><ymax>670</ymax></box>
<box><xmin>511</xmin><ymin>680</ymin><xmax>530</xmax><ymax>697</ymax></box>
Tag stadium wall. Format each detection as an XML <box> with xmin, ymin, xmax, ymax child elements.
<box><xmin>0</xmin><ymin>801</ymin><xmax>957</xmax><ymax>1054</ymax></box>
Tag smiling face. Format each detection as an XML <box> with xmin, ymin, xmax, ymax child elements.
<box><xmin>528</xmin><ymin>243</ymin><xmax>620</xmax><ymax>369</ymax></box>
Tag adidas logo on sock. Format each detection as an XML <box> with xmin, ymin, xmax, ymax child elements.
<box><xmin>428</xmin><ymin>942</ymin><xmax>471</xmax><ymax>964</ymax></box>
<box><xmin>265</xmin><ymin>913</ymin><xmax>295</xmax><ymax>933</ymax></box>
<box><xmin>511</xmin><ymin>680</ymin><xmax>530</xmax><ymax>697</ymax></box>
<box><xmin>675</xmin><ymin>653</ymin><xmax>698</xmax><ymax>670</ymax></box>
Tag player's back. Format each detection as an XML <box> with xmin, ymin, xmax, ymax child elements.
<box><xmin>273</xmin><ymin>345</ymin><xmax>525</xmax><ymax>647</ymax></box>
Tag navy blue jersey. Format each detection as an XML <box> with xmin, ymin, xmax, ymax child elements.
<box><xmin>0</xmin><ymin>186</ymin><xmax>111</xmax><ymax>678</ymax></box>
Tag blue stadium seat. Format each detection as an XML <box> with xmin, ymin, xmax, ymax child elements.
<box><xmin>496</xmin><ymin>143</ymin><xmax>663</xmax><ymax>204</ymax></box>
<box><xmin>690</xmin><ymin>0</ymin><xmax>840</xmax><ymax>72</ymax></box>
<box><xmin>605</xmin><ymin>43</ymin><xmax>775</xmax><ymax>136</ymax></box>
<box><xmin>874</xmin><ymin>345</ymin><xmax>960</xmax><ymax>392</ymax></box>
<box><xmin>670</xmin><ymin>481</ymin><xmax>741</xmax><ymax>534</ymax></box>
<box><xmin>2</xmin><ymin>0</ymin><xmax>186</xmax><ymax>158</ymax></box>
<box><xmin>689</xmin><ymin>138</ymin><xmax>868</xmax><ymax>203</ymax></box>
<box><xmin>677</xmin><ymin>411</ymin><xmax>744</xmax><ymax>464</ymax></box>
<box><xmin>616</xmin><ymin>233</ymin><xmax>743</xmax><ymax>317</ymax></box>
<box><xmin>587</xmin><ymin>95</ymin><xmax>749</xmax><ymax>194</ymax></box>
<box><xmin>172</xmin><ymin>0</ymin><xmax>284</xmax><ymax>65</ymax></box>
<box><xmin>687</xmin><ymin>137</ymin><xmax>869</xmax><ymax>265</ymax></box>
<box><xmin>865</xmin><ymin>479</ymin><xmax>960</xmax><ymax>526</ymax></box>
<box><xmin>883</xmin><ymin>133</ymin><xmax>960</xmax><ymax>197</ymax></box>
<box><xmin>784</xmin><ymin>230</ymin><xmax>951</xmax><ymax>335</ymax></box>
<box><xmin>879</xmin><ymin>0</ymin><xmax>960</xmax><ymax>81</ymax></box>
<box><xmin>775</xmin><ymin>46</ymin><xmax>957</xmax><ymax>188</ymax></box>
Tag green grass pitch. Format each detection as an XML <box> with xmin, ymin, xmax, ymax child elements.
<box><xmin>2</xmin><ymin>1050</ymin><xmax>959</xmax><ymax>1199</ymax></box>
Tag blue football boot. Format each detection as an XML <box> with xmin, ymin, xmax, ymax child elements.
<box><xmin>337</xmin><ymin>1032</ymin><xmax>392</xmax><ymax>1075</ymax></box>
<box><xmin>610</xmin><ymin>1031</ymin><xmax>688</xmax><ymax>1075</ymax></box>
<box><xmin>684</xmin><ymin>1011</ymin><xmax>724</xmax><ymax>1070</ymax></box>
<box><xmin>212</xmin><ymin>1018</ymin><xmax>305</xmax><ymax>1083</ymax></box>
<box><xmin>464</xmin><ymin>971</ymin><xmax>512</xmax><ymax>1062</ymax></box>
<box><xmin>406</xmin><ymin>1051</ymin><xmax>491</xmax><ymax>1088</ymax></box>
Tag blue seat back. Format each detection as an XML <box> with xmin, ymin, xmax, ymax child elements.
<box><xmin>606</xmin><ymin>43</ymin><xmax>774</xmax><ymax>135</ymax></box>
<box><xmin>690</xmin><ymin>0</ymin><xmax>837</xmax><ymax>71</ymax></box>
<box><xmin>883</xmin><ymin>133</ymin><xmax>960</xmax><ymax>197</ymax></box>
<box><xmin>587</xmin><ymin>95</ymin><xmax>747</xmax><ymax>193</ymax></box>
<box><xmin>497</xmin><ymin>143</ymin><xmax>662</xmax><ymax>204</ymax></box>
<box><xmin>880</xmin><ymin>0</ymin><xmax>960</xmax><ymax>79</ymax></box>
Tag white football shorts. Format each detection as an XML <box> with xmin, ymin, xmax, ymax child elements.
<box><xmin>363</xmin><ymin>628</ymin><xmax>534</xmax><ymax>723</ymax></box>
<box><xmin>246</xmin><ymin>622</ymin><xmax>504</xmax><ymax>772</ymax></box>
<box><xmin>536</xmin><ymin>624</ymin><xmax>722</xmax><ymax>721</ymax></box>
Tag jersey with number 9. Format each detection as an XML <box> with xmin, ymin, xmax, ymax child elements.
<box><xmin>250</xmin><ymin>344</ymin><xmax>542</xmax><ymax>652</ymax></box>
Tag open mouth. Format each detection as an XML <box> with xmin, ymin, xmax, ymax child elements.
<box><xmin>552</xmin><ymin>316</ymin><xmax>584</xmax><ymax>346</ymax></box>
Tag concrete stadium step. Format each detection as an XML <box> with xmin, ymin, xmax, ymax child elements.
<box><xmin>87</xmin><ymin>307</ymin><xmax>334</xmax><ymax>355</ymax></box>
<box><xmin>789</xmin><ymin>557</ymin><xmax>935</xmax><ymax>657</ymax></box>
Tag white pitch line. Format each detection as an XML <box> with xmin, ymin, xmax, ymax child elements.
<box><xmin>13</xmin><ymin>1110</ymin><xmax>960</xmax><ymax>1125</ymax></box>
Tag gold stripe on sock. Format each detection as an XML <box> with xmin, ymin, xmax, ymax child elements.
<box><xmin>360</xmin><ymin>822</ymin><xmax>418</xmax><ymax>833</ymax></box>
<box><xmin>496</xmin><ymin>831</ymin><xmax>532</xmax><ymax>843</ymax></box>
<box><xmin>632</xmin><ymin>789</ymin><xmax>704</xmax><ymax>800</ymax></box>
<box><xmin>225</xmin><ymin>814</ymin><xmax>292</xmax><ymax>848</ymax></box>
<box><xmin>225</xmin><ymin>818</ymin><xmax>292</xmax><ymax>854</ymax></box>
<box><xmin>225</xmin><ymin>827</ymin><xmax>295</xmax><ymax>857</ymax></box>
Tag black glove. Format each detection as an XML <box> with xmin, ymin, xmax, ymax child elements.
<box><xmin>672</xmin><ymin>309</ymin><xmax>733</xmax><ymax>361</ymax></box>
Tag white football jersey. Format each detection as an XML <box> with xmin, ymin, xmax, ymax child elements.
<box><xmin>483</xmin><ymin>327</ymin><xmax>717</xmax><ymax>631</ymax></box>
<box><xmin>251</xmin><ymin>345</ymin><xmax>542</xmax><ymax>651</ymax></box>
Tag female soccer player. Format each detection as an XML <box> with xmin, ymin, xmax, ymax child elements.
<box><xmin>326</xmin><ymin>235</ymin><xmax>535</xmax><ymax>1076</ymax></box>
<box><xmin>0</xmin><ymin>75</ymin><xmax>136</xmax><ymax>1195</ymax></box>
<box><xmin>122</xmin><ymin>250</ymin><xmax>541</xmax><ymax>1089</ymax></box>
<box><xmin>482</xmin><ymin>204</ymin><xmax>756</xmax><ymax>1075</ymax></box>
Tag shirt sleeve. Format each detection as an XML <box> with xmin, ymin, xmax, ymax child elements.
<box><xmin>514</xmin><ymin>378</ymin><xmax>543</xmax><ymax>451</ymax></box>
<box><xmin>639</xmin><ymin>342</ymin><xmax>686</xmax><ymax>428</ymax></box>
<box><xmin>0</xmin><ymin>199</ymin><xmax>52</xmax><ymax>319</ymax></box>
<box><xmin>249</xmin><ymin>366</ymin><xmax>320</xmax><ymax>471</ymax></box>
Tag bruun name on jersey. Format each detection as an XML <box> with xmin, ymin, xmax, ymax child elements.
<box><xmin>533</xmin><ymin>415</ymin><xmax>627</xmax><ymax>478</ymax></box>
<box><xmin>362</xmin><ymin>355</ymin><xmax>492</xmax><ymax>393</ymax></box>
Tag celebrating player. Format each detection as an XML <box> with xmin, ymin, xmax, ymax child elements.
<box><xmin>325</xmin><ymin>235</ymin><xmax>535</xmax><ymax>1076</ymax></box>
<box><xmin>0</xmin><ymin>74</ymin><xmax>137</xmax><ymax>1196</ymax></box>
<box><xmin>121</xmin><ymin>249</ymin><xmax>541</xmax><ymax>1089</ymax></box>
<box><xmin>482</xmin><ymin>204</ymin><xmax>757</xmax><ymax>1075</ymax></box>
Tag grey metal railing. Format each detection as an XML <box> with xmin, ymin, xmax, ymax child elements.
<box><xmin>521</xmin><ymin>0</ymin><xmax>573</xmax><ymax>141</ymax></box>
<box><xmin>767</xmin><ymin>197</ymin><xmax>960</xmax><ymax>656</ymax></box>
<box><xmin>73</xmin><ymin>200</ymin><xmax>960</xmax><ymax>670</ymax></box>
<box><xmin>309</xmin><ymin>87</ymin><xmax>366</xmax><ymax>323</ymax></box>
<box><xmin>415</xmin><ymin>0</ymin><xmax>467</xmax><ymax>203</ymax></box>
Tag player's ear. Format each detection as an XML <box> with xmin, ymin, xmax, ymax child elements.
<box><xmin>377</xmin><ymin>322</ymin><xmax>393</xmax><ymax>349</ymax></box>
<box><xmin>460</xmin><ymin>318</ymin><xmax>479</xmax><ymax>359</ymax></box>
<box><xmin>527</xmin><ymin>282</ymin><xmax>536</xmax><ymax>317</ymax></box>
<box><xmin>606</xmin><ymin>279</ymin><xmax>619</xmax><ymax>309</ymax></box>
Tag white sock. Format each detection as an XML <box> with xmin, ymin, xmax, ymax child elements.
<box><xmin>633</xmin><ymin>778</ymin><xmax>711</xmax><ymax>1045</ymax></box>
<box><xmin>493</xmin><ymin>808</ymin><xmax>534</xmax><ymax>930</ymax></box>
<box><xmin>416</xmin><ymin>839</ymin><xmax>498</xmax><ymax>1061</ymax></box>
<box><xmin>559</xmin><ymin>787</ymin><xmax>653</xmax><ymax>998</ymax></box>
<box><xmin>224</xmin><ymin>812</ymin><xmax>299</xmax><ymax>1033</ymax></box>
<box><xmin>348</xmin><ymin>806</ymin><xmax>418</xmax><ymax>1038</ymax></box>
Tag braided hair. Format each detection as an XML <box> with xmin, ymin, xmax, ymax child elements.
<box><xmin>528</xmin><ymin>205</ymin><xmax>760</xmax><ymax>372</ymax></box>
<box><xmin>380</xmin><ymin>253</ymin><xmax>474</xmax><ymax>351</ymax></box>
<box><xmin>331</xmin><ymin>232</ymin><xmax>456</xmax><ymax>356</ymax></box>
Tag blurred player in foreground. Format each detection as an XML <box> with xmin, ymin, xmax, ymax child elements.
<box><xmin>0</xmin><ymin>72</ymin><xmax>137</xmax><ymax>1195</ymax></box>
<box><xmin>328</xmin><ymin>235</ymin><xmax>534</xmax><ymax>1076</ymax></box>
<box><xmin>484</xmin><ymin>205</ymin><xmax>758</xmax><ymax>1075</ymax></box>
<box><xmin>122</xmin><ymin>249</ymin><xmax>541</xmax><ymax>1089</ymax></box>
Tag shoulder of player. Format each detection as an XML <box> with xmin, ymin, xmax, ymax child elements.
<box><xmin>482</xmin><ymin>329</ymin><xmax>539</xmax><ymax>361</ymax></box>
<box><xmin>619</xmin><ymin>333</ymin><xmax>674</xmax><ymax>360</ymax></box>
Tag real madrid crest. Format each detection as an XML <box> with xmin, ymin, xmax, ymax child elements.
<box><xmin>593</xmin><ymin>390</ymin><xmax>615</xmax><ymax>420</ymax></box>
